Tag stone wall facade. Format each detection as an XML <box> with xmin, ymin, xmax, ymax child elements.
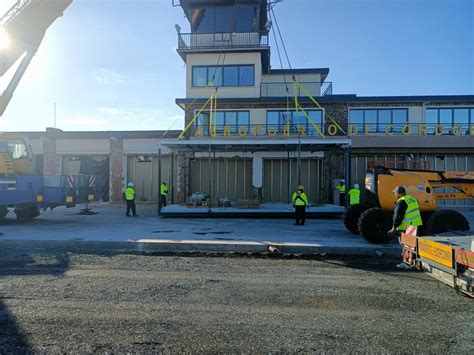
<box><xmin>109</xmin><ymin>137</ymin><xmax>124</xmax><ymax>203</ymax></box>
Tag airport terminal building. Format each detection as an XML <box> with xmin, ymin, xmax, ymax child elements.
<box><xmin>20</xmin><ymin>0</ymin><xmax>474</xmax><ymax>206</ymax></box>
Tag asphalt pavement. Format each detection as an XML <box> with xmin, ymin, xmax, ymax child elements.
<box><xmin>0</xmin><ymin>203</ymin><xmax>412</xmax><ymax>255</ymax></box>
<box><xmin>0</xmin><ymin>244</ymin><xmax>472</xmax><ymax>353</ymax></box>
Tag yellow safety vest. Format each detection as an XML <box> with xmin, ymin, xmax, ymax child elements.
<box><xmin>336</xmin><ymin>184</ymin><xmax>346</xmax><ymax>192</ymax></box>
<box><xmin>348</xmin><ymin>188</ymin><xmax>360</xmax><ymax>205</ymax></box>
<box><xmin>397</xmin><ymin>194</ymin><xmax>423</xmax><ymax>231</ymax></box>
<box><xmin>125</xmin><ymin>187</ymin><xmax>135</xmax><ymax>201</ymax></box>
<box><xmin>292</xmin><ymin>191</ymin><xmax>308</xmax><ymax>206</ymax></box>
<box><xmin>160</xmin><ymin>184</ymin><xmax>168</xmax><ymax>196</ymax></box>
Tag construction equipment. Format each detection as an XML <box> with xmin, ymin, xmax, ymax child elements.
<box><xmin>343</xmin><ymin>166</ymin><xmax>474</xmax><ymax>243</ymax></box>
<box><xmin>400</xmin><ymin>226</ymin><xmax>473</xmax><ymax>298</ymax></box>
<box><xmin>1</xmin><ymin>0</ymin><xmax>72</xmax><ymax>115</ymax></box>
<box><xmin>0</xmin><ymin>2</ymin><xmax>99</xmax><ymax>221</ymax></box>
<box><xmin>0</xmin><ymin>133</ymin><xmax>100</xmax><ymax>220</ymax></box>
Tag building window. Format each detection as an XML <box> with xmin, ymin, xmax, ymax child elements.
<box><xmin>266</xmin><ymin>110</ymin><xmax>324</xmax><ymax>136</ymax></box>
<box><xmin>426</xmin><ymin>107</ymin><xmax>474</xmax><ymax>135</ymax></box>
<box><xmin>192</xmin><ymin>65</ymin><xmax>254</xmax><ymax>87</ymax></box>
<box><xmin>191</xmin><ymin>6</ymin><xmax>258</xmax><ymax>33</ymax></box>
<box><xmin>196</xmin><ymin>111</ymin><xmax>250</xmax><ymax>134</ymax></box>
<box><xmin>348</xmin><ymin>108</ymin><xmax>408</xmax><ymax>133</ymax></box>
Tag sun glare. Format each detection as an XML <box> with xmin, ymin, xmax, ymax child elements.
<box><xmin>0</xmin><ymin>27</ymin><xmax>9</xmax><ymax>49</ymax></box>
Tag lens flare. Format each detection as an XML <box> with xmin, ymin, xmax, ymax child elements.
<box><xmin>0</xmin><ymin>27</ymin><xmax>9</xmax><ymax>49</ymax></box>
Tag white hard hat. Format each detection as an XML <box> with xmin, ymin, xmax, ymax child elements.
<box><xmin>354</xmin><ymin>183</ymin><xmax>359</xmax><ymax>189</ymax></box>
<box><xmin>127</xmin><ymin>182</ymin><xmax>134</xmax><ymax>187</ymax></box>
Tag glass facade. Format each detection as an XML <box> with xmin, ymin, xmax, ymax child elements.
<box><xmin>426</xmin><ymin>107</ymin><xmax>474</xmax><ymax>134</ymax></box>
<box><xmin>196</xmin><ymin>111</ymin><xmax>250</xmax><ymax>134</ymax></box>
<box><xmin>349</xmin><ymin>108</ymin><xmax>408</xmax><ymax>133</ymax></box>
<box><xmin>192</xmin><ymin>65</ymin><xmax>254</xmax><ymax>87</ymax></box>
<box><xmin>191</xmin><ymin>6</ymin><xmax>258</xmax><ymax>33</ymax></box>
<box><xmin>266</xmin><ymin>110</ymin><xmax>324</xmax><ymax>136</ymax></box>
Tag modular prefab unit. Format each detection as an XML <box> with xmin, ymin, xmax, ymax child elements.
<box><xmin>127</xmin><ymin>154</ymin><xmax>178</xmax><ymax>203</ymax></box>
<box><xmin>190</xmin><ymin>157</ymin><xmax>253</xmax><ymax>202</ymax></box>
<box><xmin>263</xmin><ymin>158</ymin><xmax>323</xmax><ymax>204</ymax></box>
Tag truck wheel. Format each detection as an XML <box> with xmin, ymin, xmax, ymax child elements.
<box><xmin>418</xmin><ymin>212</ymin><xmax>433</xmax><ymax>236</ymax></box>
<box><xmin>427</xmin><ymin>209</ymin><xmax>470</xmax><ymax>235</ymax></box>
<box><xmin>343</xmin><ymin>204</ymin><xmax>368</xmax><ymax>234</ymax></box>
<box><xmin>14</xmin><ymin>204</ymin><xmax>40</xmax><ymax>220</ymax></box>
<box><xmin>358</xmin><ymin>207</ymin><xmax>393</xmax><ymax>244</ymax></box>
<box><xmin>0</xmin><ymin>205</ymin><xmax>8</xmax><ymax>220</ymax></box>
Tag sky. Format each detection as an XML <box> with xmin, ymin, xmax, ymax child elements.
<box><xmin>0</xmin><ymin>0</ymin><xmax>472</xmax><ymax>132</ymax></box>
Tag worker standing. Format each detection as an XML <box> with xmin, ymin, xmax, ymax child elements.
<box><xmin>348</xmin><ymin>183</ymin><xmax>361</xmax><ymax>205</ymax></box>
<box><xmin>292</xmin><ymin>184</ymin><xmax>309</xmax><ymax>226</ymax></box>
<box><xmin>336</xmin><ymin>180</ymin><xmax>346</xmax><ymax>205</ymax></box>
<box><xmin>160</xmin><ymin>181</ymin><xmax>168</xmax><ymax>208</ymax></box>
<box><xmin>388</xmin><ymin>186</ymin><xmax>423</xmax><ymax>269</ymax></box>
<box><xmin>124</xmin><ymin>182</ymin><xmax>138</xmax><ymax>217</ymax></box>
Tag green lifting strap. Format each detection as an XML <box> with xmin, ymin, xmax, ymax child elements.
<box><xmin>293</xmin><ymin>79</ymin><xmax>326</xmax><ymax>139</ymax></box>
<box><xmin>178</xmin><ymin>92</ymin><xmax>215</xmax><ymax>140</ymax></box>
<box><xmin>295</xmin><ymin>79</ymin><xmax>346</xmax><ymax>135</ymax></box>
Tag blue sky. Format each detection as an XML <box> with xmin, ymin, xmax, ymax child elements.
<box><xmin>0</xmin><ymin>0</ymin><xmax>472</xmax><ymax>132</ymax></box>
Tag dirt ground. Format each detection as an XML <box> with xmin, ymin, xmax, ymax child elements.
<box><xmin>0</xmin><ymin>242</ymin><xmax>473</xmax><ymax>353</ymax></box>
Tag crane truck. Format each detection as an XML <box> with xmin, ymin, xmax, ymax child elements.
<box><xmin>0</xmin><ymin>0</ymin><xmax>99</xmax><ymax>221</ymax></box>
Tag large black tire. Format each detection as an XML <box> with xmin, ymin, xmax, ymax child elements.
<box><xmin>358</xmin><ymin>207</ymin><xmax>393</xmax><ymax>244</ymax></box>
<box><xmin>418</xmin><ymin>212</ymin><xmax>433</xmax><ymax>236</ymax></box>
<box><xmin>0</xmin><ymin>205</ymin><xmax>8</xmax><ymax>220</ymax></box>
<box><xmin>14</xmin><ymin>204</ymin><xmax>40</xmax><ymax>221</ymax></box>
<box><xmin>343</xmin><ymin>204</ymin><xmax>369</xmax><ymax>234</ymax></box>
<box><xmin>427</xmin><ymin>209</ymin><xmax>470</xmax><ymax>235</ymax></box>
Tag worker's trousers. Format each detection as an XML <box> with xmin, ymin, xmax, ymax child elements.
<box><xmin>161</xmin><ymin>194</ymin><xmax>167</xmax><ymax>208</ymax></box>
<box><xmin>295</xmin><ymin>205</ymin><xmax>306</xmax><ymax>225</ymax></box>
<box><xmin>126</xmin><ymin>200</ymin><xmax>136</xmax><ymax>216</ymax></box>
<box><xmin>339</xmin><ymin>193</ymin><xmax>346</xmax><ymax>206</ymax></box>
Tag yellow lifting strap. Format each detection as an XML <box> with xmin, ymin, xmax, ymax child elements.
<box><xmin>177</xmin><ymin>90</ymin><xmax>216</xmax><ymax>140</ymax></box>
<box><xmin>212</xmin><ymin>90</ymin><xmax>218</xmax><ymax>135</ymax></box>
<box><xmin>294</xmin><ymin>80</ymin><xmax>346</xmax><ymax>135</ymax></box>
<box><xmin>293</xmin><ymin>79</ymin><xmax>326</xmax><ymax>139</ymax></box>
<box><xmin>210</xmin><ymin>89</ymin><xmax>214</xmax><ymax>135</ymax></box>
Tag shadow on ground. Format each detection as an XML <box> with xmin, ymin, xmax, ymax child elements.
<box><xmin>0</xmin><ymin>248</ymin><xmax>72</xmax><ymax>352</ymax></box>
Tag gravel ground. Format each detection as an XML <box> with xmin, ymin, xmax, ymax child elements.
<box><xmin>0</xmin><ymin>242</ymin><xmax>473</xmax><ymax>353</ymax></box>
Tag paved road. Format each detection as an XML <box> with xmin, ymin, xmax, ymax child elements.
<box><xmin>0</xmin><ymin>243</ymin><xmax>472</xmax><ymax>353</ymax></box>
<box><xmin>3</xmin><ymin>204</ymin><xmax>472</xmax><ymax>253</ymax></box>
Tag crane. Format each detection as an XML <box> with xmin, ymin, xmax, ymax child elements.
<box><xmin>0</xmin><ymin>0</ymin><xmax>100</xmax><ymax>221</ymax></box>
<box><xmin>0</xmin><ymin>0</ymin><xmax>72</xmax><ymax>116</ymax></box>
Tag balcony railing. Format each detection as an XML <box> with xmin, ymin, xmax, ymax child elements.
<box><xmin>187</xmin><ymin>123</ymin><xmax>474</xmax><ymax>138</ymax></box>
<box><xmin>178</xmin><ymin>31</ymin><xmax>269</xmax><ymax>51</ymax></box>
<box><xmin>188</xmin><ymin>124</ymin><xmax>329</xmax><ymax>138</ymax></box>
<box><xmin>260</xmin><ymin>82</ymin><xmax>333</xmax><ymax>97</ymax></box>
<box><xmin>349</xmin><ymin>123</ymin><xmax>474</xmax><ymax>136</ymax></box>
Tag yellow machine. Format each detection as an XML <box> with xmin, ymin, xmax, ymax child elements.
<box><xmin>0</xmin><ymin>133</ymin><xmax>35</xmax><ymax>175</ymax></box>
<box><xmin>343</xmin><ymin>166</ymin><xmax>474</xmax><ymax>243</ymax></box>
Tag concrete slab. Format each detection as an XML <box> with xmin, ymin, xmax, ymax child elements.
<box><xmin>0</xmin><ymin>203</ymin><xmax>472</xmax><ymax>256</ymax></box>
<box><xmin>160</xmin><ymin>203</ymin><xmax>344</xmax><ymax>218</ymax></box>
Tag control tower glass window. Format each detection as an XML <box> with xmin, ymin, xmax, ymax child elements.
<box><xmin>191</xmin><ymin>6</ymin><xmax>258</xmax><ymax>33</ymax></box>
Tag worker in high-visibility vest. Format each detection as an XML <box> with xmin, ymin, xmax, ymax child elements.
<box><xmin>348</xmin><ymin>184</ymin><xmax>361</xmax><ymax>205</ymax></box>
<box><xmin>388</xmin><ymin>185</ymin><xmax>423</xmax><ymax>269</ymax></box>
<box><xmin>292</xmin><ymin>184</ymin><xmax>309</xmax><ymax>226</ymax></box>
<box><xmin>336</xmin><ymin>180</ymin><xmax>346</xmax><ymax>206</ymax></box>
<box><xmin>124</xmin><ymin>182</ymin><xmax>138</xmax><ymax>217</ymax></box>
<box><xmin>160</xmin><ymin>181</ymin><xmax>168</xmax><ymax>208</ymax></box>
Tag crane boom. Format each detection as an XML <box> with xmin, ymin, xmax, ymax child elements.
<box><xmin>0</xmin><ymin>0</ymin><xmax>72</xmax><ymax>116</ymax></box>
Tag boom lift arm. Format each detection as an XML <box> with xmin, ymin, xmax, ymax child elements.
<box><xmin>0</xmin><ymin>0</ymin><xmax>72</xmax><ymax>116</ymax></box>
